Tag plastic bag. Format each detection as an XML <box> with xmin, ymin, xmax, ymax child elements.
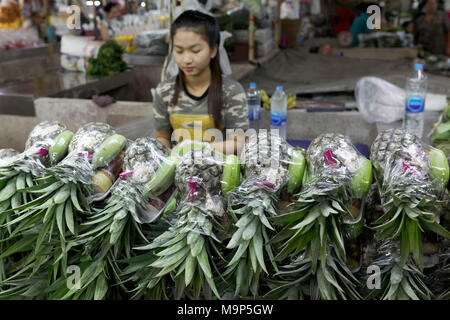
<box><xmin>280</xmin><ymin>0</ymin><xmax>299</xmax><ymax>19</ymax></box>
<box><xmin>355</xmin><ymin>77</ymin><xmax>406</xmax><ymax>124</ymax></box>
<box><xmin>0</xmin><ymin>28</ymin><xmax>42</xmax><ymax>50</ymax></box>
<box><xmin>0</xmin><ymin>148</ymin><xmax>19</xmax><ymax>167</ymax></box>
<box><xmin>134</xmin><ymin>29</ymin><xmax>168</xmax><ymax>49</ymax></box>
<box><xmin>355</xmin><ymin>77</ymin><xmax>448</xmax><ymax>124</ymax></box>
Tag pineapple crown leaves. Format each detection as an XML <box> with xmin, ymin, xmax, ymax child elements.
<box><xmin>0</xmin><ymin>151</ymin><xmax>47</xmax><ymax>177</ymax></box>
<box><xmin>223</xmin><ymin>178</ymin><xmax>282</xmax><ymax>297</ymax></box>
<box><xmin>132</xmin><ymin>199</ymin><xmax>224</xmax><ymax>300</ymax></box>
<box><xmin>367</xmin><ymin>240</ymin><xmax>433</xmax><ymax>300</ymax></box>
<box><xmin>103</xmin><ymin>179</ymin><xmax>161</xmax><ymax>225</ymax></box>
<box><xmin>44</xmin><ymin>152</ymin><xmax>95</xmax><ymax>186</ymax></box>
<box><xmin>373</xmin><ymin>153</ymin><xmax>450</xmax><ymax>270</ymax></box>
<box><xmin>267</xmin><ymin>245</ymin><xmax>362</xmax><ymax>300</ymax></box>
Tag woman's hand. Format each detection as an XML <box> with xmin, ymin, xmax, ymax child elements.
<box><xmin>156</xmin><ymin>130</ymin><xmax>172</xmax><ymax>149</ymax></box>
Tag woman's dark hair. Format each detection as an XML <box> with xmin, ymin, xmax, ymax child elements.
<box><xmin>104</xmin><ymin>2</ymin><xmax>119</xmax><ymax>13</ymax></box>
<box><xmin>170</xmin><ymin>10</ymin><xmax>223</xmax><ymax>128</ymax></box>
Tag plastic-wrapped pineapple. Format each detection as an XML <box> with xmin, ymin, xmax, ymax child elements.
<box><xmin>269</xmin><ymin>133</ymin><xmax>372</xmax><ymax>300</ymax></box>
<box><xmin>370</xmin><ymin>128</ymin><xmax>449</xmax><ymax>271</ymax></box>
<box><xmin>127</xmin><ymin>143</ymin><xmax>239</xmax><ymax>300</ymax></box>
<box><xmin>45</xmin><ymin>137</ymin><xmax>171</xmax><ymax>300</ymax></box>
<box><xmin>0</xmin><ymin>121</ymin><xmax>69</xmax><ymax>222</ymax></box>
<box><xmin>0</xmin><ymin>123</ymin><xmax>127</xmax><ymax>286</ymax></box>
<box><xmin>224</xmin><ymin>130</ymin><xmax>305</xmax><ymax>298</ymax></box>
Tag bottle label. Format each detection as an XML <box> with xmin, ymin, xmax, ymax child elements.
<box><xmin>406</xmin><ymin>94</ymin><xmax>424</xmax><ymax>113</ymax></box>
<box><xmin>253</xmin><ymin>108</ymin><xmax>261</xmax><ymax>121</ymax></box>
<box><xmin>248</xmin><ymin>108</ymin><xmax>254</xmax><ymax>121</ymax></box>
<box><xmin>271</xmin><ymin>113</ymin><xmax>286</xmax><ymax>126</ymax></box>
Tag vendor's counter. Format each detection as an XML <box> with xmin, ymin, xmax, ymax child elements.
<box><xmin>0</xmin><ymin>44</ymin><xmax>58</xmax><ymax>63</ymax></box>
<box><xmin>0</xmin><ymin>70</ymin><xmax>135</xmax><ymax>116</ymax></box>
<box><xmin>0</xmin><ymin>97</ymin><xmax>439</xmax><ymax>153</ymax></box>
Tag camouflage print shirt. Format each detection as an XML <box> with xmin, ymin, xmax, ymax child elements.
<box><xmin>153</xmin><ymin>76</ymin><xmax>249</xmax><ymax>134</ymax></box>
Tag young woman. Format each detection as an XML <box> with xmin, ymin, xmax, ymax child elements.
<box><xmin>152</xmin><ymin>10</ymin><xmax>249</xmax><ymax>154</ymax></box>
<box><xmin>99</xmin><ymin>2</ymin><xmax>122</xmax><ymax>42</ymax></box>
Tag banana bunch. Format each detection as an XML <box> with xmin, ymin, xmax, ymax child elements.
<box><xmin>260</xmin><ymin>89</ymin><xmax>271</xmax><ymax>110</ymax></box>
<box><xmin>287</xmin><ymin>94</ymin><xmax>297</xmax><ymax>109</ymax></box>
<box><xmin>260</xmin><ymin>89</ymin><xmax>297</xmax><ymax>110</ymax></box>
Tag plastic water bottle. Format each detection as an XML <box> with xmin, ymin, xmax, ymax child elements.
<box><xmin>247</xmin><ymin>82</ymin><xmax>261</xmax><ymax>130</ymax></box>
<box><xmin>403</xmin><ymin>63</ymin><xmax>427</xmax><ymax>139</ymax></box>
<box><xmin>270</xmin><ymin>85</ymin><xmax>287</xmax><ymax>139</ymax></box>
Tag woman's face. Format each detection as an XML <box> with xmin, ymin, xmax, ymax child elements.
<box><xmin>173</xmin><ymin>27</ymin><xmax>217</xmax><ymax>77</ymax></box>
<box><xmin>107</xmin><ymin>5</ymin><xmax>121</xmax><ymax>20</ymax></box>
<box><xmin>424</xmin><ymin>0</ymin><xmax>437</xmax><ymax>14</ymax></box>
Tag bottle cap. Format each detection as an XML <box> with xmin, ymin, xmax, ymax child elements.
<box><xmin>414</xmin><ymin>63</ymin><xmax>423</xmax><ymax>70</ymax></box>
<box><xmin>276</xmin><ymin>85</ymin><xmax>283</xmax><ymax>91</ymax></box>
<box><xmin>250</xmin><ymin>82</ymin><xmax>256</xmax><ymax>88</ymax></box>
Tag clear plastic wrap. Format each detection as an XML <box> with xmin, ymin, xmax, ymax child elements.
<box><xmin>0</xmin><ymin>149</ymin><xmax>19</xmax><ymax>167</ymax></box>
<box><xmin>225</xmin><ymin>130</ymin><xmax>302</xmax><ymax>298</ymax></box>
<box><xmin>133</xmin><ymin>144</ymin><xmax>227</xmax><ymax>299</ymax></box>
<box><xmin>298</xmin><ymin>133</ymin><xmax>371</xmax><ymax>210</ymax></box>
<box><xmin>239</xmin><ymin>130</ymin><xmax>294</xmax><ymax>194</ymax></box>
<box><xmin>0</xmin><ymin>121</ymin><xmax>67</xmax><ymax>176</ymax></box>
<box><xmin>371</xmin><ymin>128</ymin><xmax>448</xmax><ymax>205</ymax></box>
<box><xmin>47</xmin><ymin>122</ymin><xmax>116</xmax><ymax>186</ymax></box>
<box><xmin>370</xmin><ymin>128</ymin><xmax>450</xmax><ymax>270</ymax></box>
<box><xmin>99</xmin><ymin>137</ymin><xmax>173</xmax><ymax>224</ymax></box>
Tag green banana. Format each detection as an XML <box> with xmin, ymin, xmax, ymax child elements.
<box><xmin>163</xmin><ymin>191</ymin><xmax>178</xmax><ymax>214</ymax></box>
<box><xmin>50</xmin><ymin>130</ymin><xmax>74</xmax><ymax>165</ymax></box>
<box><xmin>350</xmin><ymin>158</ymin><xmax>373</xmax><ymax>199</ymax></box>
<box><xmin>222</xmin><ymin>154</ymin><xmax>240</xmax><ymax>196</ymax></box>
<box><xmin>143</xmin><ymin>141</ymin><xmax>207</xmax><ymax>198</ymax></box>
<box><xmin>143</xmin><ymin>155</ymin><xmax>177</xmax><ymax>198</ymax></box>
<box><xmin>92</xmin><ymin>134</ymin><xmax>127</xmax><ymax>169</ymax></box>
<box><xmin>428</xmin><ymin>147</ymin><xmax>449</xmax><ymax>188</ymax></box>
<box><xmin>286</xmin><ymin>150</ymin><xmax>305</xmax><ymax>195</ymax></box>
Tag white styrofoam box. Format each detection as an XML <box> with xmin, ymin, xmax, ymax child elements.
<box><xmin>233</xmin><ymin>28</ymin><xmax>274</xmax><ymax>44</ymax></box>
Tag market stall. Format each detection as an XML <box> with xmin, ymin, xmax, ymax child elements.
<box><xmin>0</xmin><ymin>0</ymin><xmax>449</xmax><ymax>304</ymax></box>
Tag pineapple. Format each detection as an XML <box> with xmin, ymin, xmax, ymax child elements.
<box><xmin>370</xmin><ymin>129</ymin><xmax>450</xmax><ymax>270</ymax></box>
<box><xmin>0</xmin><ymin>122</ymin><xmax>119</xmax><ymax>290</ymax></box>
<box><xmin>0</xmin><ymin>121</ymin><xmax>67</xmax><ymax>217</ymax></box>
<box><xmin>50</xmin><ymin>138</ymin><xmax>171</xmax><ymax>300</ymax></box>
<box><xmin>128</xmin><ymin>145</ymin><xmax>226</xmax><ymax>300</ymax></box>
<box><xmin>223</xmin><ymin>130</ymin><xmax>305</xmax><ymax>298</ymax></box>
<box><xmin>0</xmin><ymin>149</ymin><xmax>19</xmax><ymax>167</ymax></box>
<box><xmin>270</xmin><ymin>133</ymin><xmax>372</xmax><ymax>300</ymax></box>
